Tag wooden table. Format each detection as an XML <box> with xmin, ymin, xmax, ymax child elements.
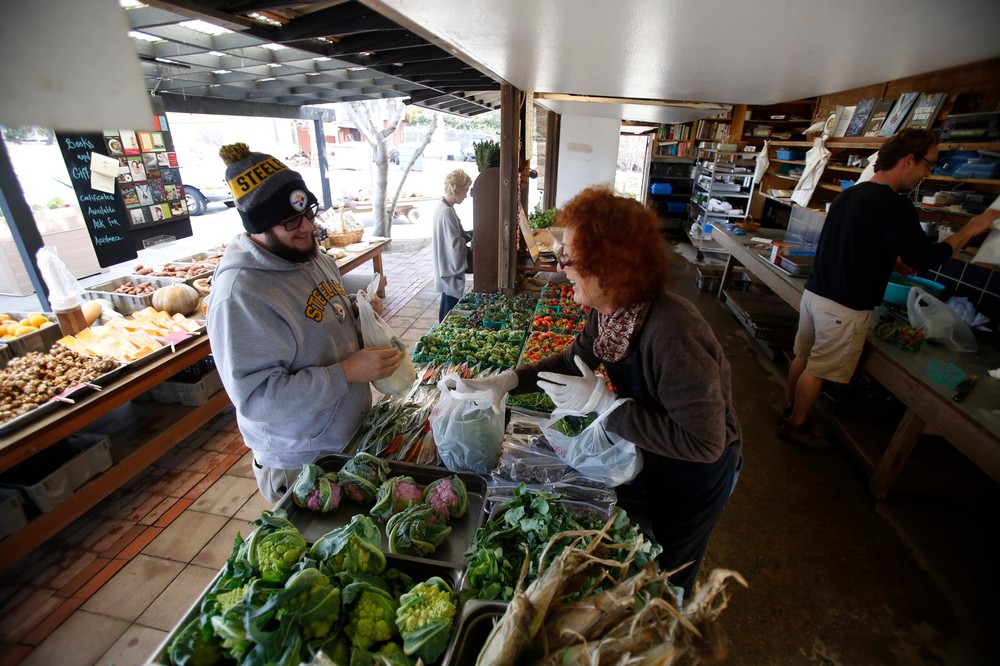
<box><xmin>335</xmin><ymin>238</ymin><xmax>389</xmax><ymax>298</ymax></box>
<box><xmin>710</xmin><ymin>222</ymin><xmax>1000</xmax><ymax>499</ymax></box>
<box><xmin>0</xmin><ymin>335</ymin><xmax>230</xmax><ymax>571</ymax></box>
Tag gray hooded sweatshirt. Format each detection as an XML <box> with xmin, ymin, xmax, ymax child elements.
<box><xmin>207</xmin><ymin>234</ymin><xmax>370</xmax><ymax>469</ymax></box>
<box><xmin>432</xmin><ymin>198</ymin><xmax>467</xmax><ymax>299</ymax></box>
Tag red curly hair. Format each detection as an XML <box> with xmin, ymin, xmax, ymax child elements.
<box><xmin>558</xmin><ymin>186</ymin><xmax>669</xmax><ymax>308</ymax></box>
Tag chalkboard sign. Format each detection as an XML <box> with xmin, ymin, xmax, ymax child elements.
<box><xmin>55</xmin><ymin>131</ymin><xmax>137</xmax><ymax>267</ymax></box>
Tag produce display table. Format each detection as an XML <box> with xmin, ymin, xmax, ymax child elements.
<box><xmin>335</xmin><ymin>238</ymin><xmax>389</xmax><ymax>298</ymax></box>
<box><xmin>710</xmin><ymin>222</ymin><xmax>1000</xmax><ymax>498</ymax></box>
<box><xmin>0</xmin><ymin>334</ymin><xmax>229</xmax><ymax>571</ymax></box>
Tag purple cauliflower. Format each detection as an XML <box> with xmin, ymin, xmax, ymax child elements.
<box><xmin>371</xmin><ymin>476</ymin><xmax>424</xmax><ymax>521</ymax></box>
<box><xmin>423</xmin><ymin>476</ymin><xmax>468</xmax><ymax>521</ymax></box>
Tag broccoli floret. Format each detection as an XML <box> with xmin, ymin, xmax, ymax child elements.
<box><xmin>346</xmin><ymin>589</ymin><xmax>399</xmax><ymax>650</ymax></box>
<box><xmin>395</xmin><ymin>577</ymin><xmax>455</xmax><ymax>662</ymax></box>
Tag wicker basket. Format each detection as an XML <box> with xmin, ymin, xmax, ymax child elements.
<box><xmin>737</xmin><ymin>216</ymin><xmax>761</xmax><ymax>233</ymax></box>
<box><xmin>325</xmin><ymin>228</ymin><xmax>364</xmax><ymax>247</ymax></box>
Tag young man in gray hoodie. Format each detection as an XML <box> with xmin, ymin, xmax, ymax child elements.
<box><xmin>208</xmin><ymin>143</ymin><xmax>401</xmax><ymax>501</ymax></box>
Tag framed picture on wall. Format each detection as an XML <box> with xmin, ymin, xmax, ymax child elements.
<box><xmin>151</xmin><ymin>132</ymin><xmax>166</xmax><ymax>151</ymax></box>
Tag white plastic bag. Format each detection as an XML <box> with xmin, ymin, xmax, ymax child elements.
<box><xmin>971</xmin><ymin>217</ymin><xmax>1000</xmax><ymax>268</ymax></box>
<box><xmin>754</xmin><ymin>140</ymin><xmax>770</xmax><ymax>185</ymax></box>
<box><xmin>907</xmin><ymin>287</ymin><xmax>977</xmax><ymax>352</ymax></box>
<box><xmin>541</xmin><ymin>400</ymin><xmax>643</xmax><ymax>487</ymax></box>
<box><xmin>430</xmin><ymin>373</ymin><xmax>505</xmax><ymax>474</ymax></box>
<box><xmin>356</xmin><ymin>290</ymin><xmax>415</xmax><ymax>395</ymax></box>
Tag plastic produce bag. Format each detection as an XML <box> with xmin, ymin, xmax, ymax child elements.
<box><xmin>541</xmin><ymin>400</ymin><xmax>643</xmax><ymax>487</ymax></box>
<box><xmin>356</xmin><ymin>290</ymin><xmax>415</xmax><ymax>395</ymax></box>
<box><xmin>907</xmin><ymin>286</ymin><xmax>977</xmax><ymax>352</ymax></box>
<box><xmin>429</xmin><ymin>372</ymin><xmax>504</xmax><ymax>474</ymax></box>
<box><xmin>754</xmin><ymin>140</ymin><xmax>770</xmax><ymax>185</ymax></box>
<box><xmin>971</xmin><ymin>210</ymin><xmax>1000</xmax><ymax>268</ymax></box>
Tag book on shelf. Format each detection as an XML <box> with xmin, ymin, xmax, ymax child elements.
<box><xmin>832</xmin><ymin>106</ymin><xmax>857</xmax><ymax>137</ymax></box>
<box><xmin>767</xmin><ymin>189</ymin><xmax>793</xmax><ymax>199</ymax></box>
<box><xmin>844</xmin><ymin>97</ymin><xmax>878</xmax><ymax>137</ymax></box>
<box><xmin>903</xmin><ymin>93</ymin><xmax>946</xmax><ymax>130</ymax></box>
<box><xmin>862</xmin><ymin>99</ymin><xmax>897</xmax><ymax>136</ymax></box>
<box><xmin>878</xmin><ymin>92</ymin><xmax>920</xmax><ymax>137</ymax></box>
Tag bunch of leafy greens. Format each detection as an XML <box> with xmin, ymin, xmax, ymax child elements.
<box><xmin>528</xmin><ymin>204</ymin><xmax>559</xmax><ymax>229</ymax></box>
<box><xmin>463</xmin><ymin>484</ymin><xmax>661</xmax><ymax>602</ymax></box>
<box><xmin>548</xmin><ymin>411</ymin><xmax>599</xmax><ymax>437</ymax></box>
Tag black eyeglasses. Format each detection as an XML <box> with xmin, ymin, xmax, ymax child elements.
<box><xmin>280</xmin><ymin>203</ymin><xmax>319</xmax><ymax>232</ymax></box>
<box><xmin>557</xmin><ymin>254</ymin><xmax>573</xmax><ymax>270</ymax></box>
<box><xmin>919</xmin><ymin>157</ymin><xmax>936</xmax><ymax>168</ymax></box>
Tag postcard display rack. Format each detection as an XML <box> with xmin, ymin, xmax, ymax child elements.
<box><xmin>55</xmin><ymin>99</ymin><xmax>194</xmax><ymax>267</ymax></box>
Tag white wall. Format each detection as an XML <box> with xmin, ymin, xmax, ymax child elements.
<box><xmin>554</xmin><ymin>115</ymin><xmax>620</xmax><ymax>206</ymax></box>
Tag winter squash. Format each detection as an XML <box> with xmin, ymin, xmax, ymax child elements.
<box><xmin>151</xmin><ymin>283</ymin><xmax>200</xmax><ymax>315</ymax></box>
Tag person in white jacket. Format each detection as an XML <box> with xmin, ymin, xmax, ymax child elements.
<box><xmin>432</xmin><ymin>169</ymin><xmax>473</xmax><ymax>321</ymax></box>
<box><xmin>207</xmin><ymin>143</ymin><xmax>401</xmax><ymax>501</ymax></box>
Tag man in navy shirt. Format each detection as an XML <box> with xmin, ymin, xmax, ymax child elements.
<box><xmin>780</xmin><ymin>129</ymin><xmax>1000</xmax><ymax>447</ymax></box>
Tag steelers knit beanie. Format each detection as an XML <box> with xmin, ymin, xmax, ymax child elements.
<box><xmin>219</xmin><ymin>143</ymin><xmax>317</xmax><ymax>233</ymax></box>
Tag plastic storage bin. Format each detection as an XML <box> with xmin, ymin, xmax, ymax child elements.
<box><xmin>0</xmin><ymin>434</ymin><xmax>109</xmax><ymax>514</ymax></box>
<box><xmin>63</xmin><ymin>434</ymin><xmax>113</xmax><ymax>489</ymax></box>
<box><xmin>1</xmin><ymin>488</ymin><xmax>28</xmax><ymax>539</ymax></box>
<box><xmin>666</xmin><ymin>201</ymin><xmax>688</xmax><ymax>213</ymax></box>
<box><xmin>775</xmin><ymin>149</ymin><xmax>807</xmax><ymax>161</ymax></box>
<box><xmin>650</xmin><ymin>182</ymin><xmax>673</xmax><ymax>195</ymax></box>
<box><xmin>149</xmin><ymin>368</ymin><xmax>224</xmax><ymax>407</ymax></box>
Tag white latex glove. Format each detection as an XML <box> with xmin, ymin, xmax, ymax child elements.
<box><xmin>537</xmin><ymin>355</ymin><xmax>615</xmax><ymax>414</ymax></box>
<box><xmin>458</xmin><ymin>369</ymin><xmax>518</xmax><ymax>407</ymax></box>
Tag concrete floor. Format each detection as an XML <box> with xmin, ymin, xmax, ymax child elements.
<box><xmin>1</xmin><ymin>219</ymin><xmax>996</xmax><ymax>665</ymax></box>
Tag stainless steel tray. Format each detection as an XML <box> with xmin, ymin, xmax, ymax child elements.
<box><xmin>0</xmin><ymin>400</ymin><xmax>62</xmax><ymax>437</ymax></box>
<box><xmin>1</xmin><ymin>311</ymin><xmax>61</xmax><ymax>355</ymax></box>
<box><xmin>80</xmin><ymin>276</ymin><xmax>183</xmax><ymax>315</ymax></box>
<box><xmin>277</xmin><ymin>454</ymin><xmax>487</xmax><ymax>570</ymax></box>
<box><xmin>146</xmin><ymin>554</ymin><xmax>463</xmax><ymax>666</ymax></box>
<box><xmin>441</xmin><ymin>599</ymin><xmax>509</xmax><ymax>666</ymax></box>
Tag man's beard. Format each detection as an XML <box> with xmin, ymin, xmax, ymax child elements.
<box><xmin>260</xmin><ymin>229</ymin><xmax>318</xmax><ymax>263</ymax></box>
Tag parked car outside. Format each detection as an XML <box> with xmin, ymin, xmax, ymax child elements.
<box><xmin>176</xmin><ymin>146</ymin><xmax>233</xmax><ymax>215</ymax></box>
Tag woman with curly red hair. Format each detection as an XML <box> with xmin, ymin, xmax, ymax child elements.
<box><xmin>466</xmin><ymin>186</ymin><xmax>743</xmax><ymax>601</ymax></box>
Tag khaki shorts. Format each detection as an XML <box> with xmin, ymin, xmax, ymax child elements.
<box><xmin>252</xmin><ymin>459</ymin><xmax>300</xmax><ymax>503</ymax></box>
<box><xmin>793</xmin><ymin>290</ymin><xmax>871</xmax><ymax>384</ymax></box>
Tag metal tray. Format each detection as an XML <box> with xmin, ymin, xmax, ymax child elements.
<box><xmin>1</xmin><ymin>311</ymin><xmax>62</xmax><ymax>355</ymax></box>
<box><xmin>440</xmin><ymin>599</ymin><xmax>509</xmax><ymax>666</ymax></box>
<box><xmin>277</xmin><ymin>454</ymin><xmax>487</xmax><ymax>570</ymax></box>
<box><xmin>146</xmin><ymin>554</ymin><xmax>463</xmax><ymax>666</ymax></box>
<box><xmin>56</xmin><ymin>361</ymin><xmax>128</xmax><ymax>401</ymax></box>
<box><xmin>80</xmin><ymin>276</ymin><xmax>182</xmax><ymax>316</ymax></box>
<box><xmin>171</xmin><ymin>251</ymin><xmax>223</xmax><ymax>266</ymax></box>
<box><xmin>0</xmin><ymin>400</ymin><xmax>62</xmax><ymax>438</ymax></box>
<box><xmin>133</xmin><ymin>264</ymin><xmax>214</xmax><ymax>286</ymax></box>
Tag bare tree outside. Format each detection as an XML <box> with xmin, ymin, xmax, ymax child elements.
<box><xmin>341</xmin><ymin>100</ymin><xmax>438</xmax><ymax>237</ymax></box>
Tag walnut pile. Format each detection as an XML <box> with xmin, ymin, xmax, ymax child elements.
<box><xmin>0</xmin><ymin>347</ymin><xmax>120</xmax><ymax>426</ymax></box>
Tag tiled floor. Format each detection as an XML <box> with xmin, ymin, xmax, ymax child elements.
<box><xmin>0</xmin><ymin>242</ymin><xmax>442</xmax><ymax>666</ymax></box>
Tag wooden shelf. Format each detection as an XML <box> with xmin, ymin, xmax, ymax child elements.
<box><xmin>825</xmin><ymin>164</ymin><xmax>864</xmax><ymax>173</ymax></box>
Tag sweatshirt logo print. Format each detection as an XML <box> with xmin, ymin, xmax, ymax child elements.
<box><xmin>305</xmin><ymin>279</ymin><xmax>347</xmax><ymax>322</ymax></box>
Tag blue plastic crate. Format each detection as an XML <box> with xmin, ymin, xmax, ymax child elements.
<box><xmin>650</xmin><ymin>182</ymin><xmax>673</xmax><ymax>195</ymax></box>
<box><xmin>666</xmin><ymin>201</ymin><xmax>687</xmax><ymax>213</ymax></box>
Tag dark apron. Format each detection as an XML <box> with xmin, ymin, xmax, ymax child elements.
<box><xmin>602</xmin><ymin>327</ymin><xmax>738</xmax><ymax>601</ymax></box>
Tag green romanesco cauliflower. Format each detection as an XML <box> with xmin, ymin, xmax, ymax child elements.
<box><xmin>274</xmin><ymin>568</ymin><xmax>341</xmax><ymax>643</ymax></box>
<box><xmin>213</xmin><ymin>585</ymin><xmax>248</xmax><ymax>614</ymax></box>
<box><xmin>346</xmin><ymin>589</ymin><xmax>399</xmax><ymax>650</ymax></box>
<box><xmin>243</xmin><ymin>510</ymin><xmax>308</xmax><ymax>583</ymax></box>
<box><xmin>395</xmin><ymin>577</ymin><xmax>456</xmax><ymax>663</ymax></box>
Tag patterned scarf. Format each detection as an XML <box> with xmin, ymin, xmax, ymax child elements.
<box><xmin>593</xmin><ymin>301</ymin><xmax>651</xmax><ymax>363</ymax></box>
